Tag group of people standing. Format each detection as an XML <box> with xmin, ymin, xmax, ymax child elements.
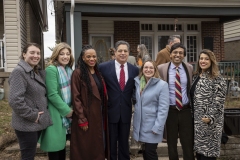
<box><xmin>8</xmin><ymin>36</ymin><xmax>226</xmax><ymax>160</ymax></box>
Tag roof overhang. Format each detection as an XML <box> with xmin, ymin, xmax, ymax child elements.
<box><xmin>64</xmin><ymin>3</ymin><xmax>240</xmax><ymax>22</ymax></box>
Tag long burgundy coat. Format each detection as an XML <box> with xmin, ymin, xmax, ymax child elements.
<box><xmin>70</xmin><ymin>69</ymin><xmax>110</xmax><ymax>160</ymax></box>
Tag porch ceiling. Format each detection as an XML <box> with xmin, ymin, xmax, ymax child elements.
<box><xmin>57</xmin><ymin>0</ymin><xmax>240</xmax><ymax>7</ymax></box>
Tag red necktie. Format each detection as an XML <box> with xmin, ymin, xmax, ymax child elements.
<box><xmin>175</xmin><ymin>67</ymin><xmax>183</xmax><ymax>110</ymax></box>
<box><xmin>119</xmin><ymin>64</ymin><xmax>125</xmax><ymax>91</ymax></box>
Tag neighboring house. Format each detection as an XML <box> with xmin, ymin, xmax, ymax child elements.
<box><xmin>0</xmin><ymin>0</ymin><xmax>48</xmax><ymax>72</ymax></box>
<box><xmin>54</xmin><ymin>0</ymin><xmax>240</xmax><ymax>64</ymax></box>
<box><xmin>0</xmin><ymin>0</ymin><xmax>48</xmax><ymax>99</ymax></box>
<box><xmin>224</xmin><ymin>19</ymin><xmax>240</xmax><ymax>61</ymax></box>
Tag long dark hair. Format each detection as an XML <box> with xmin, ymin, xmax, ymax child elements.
<box><xmin>76</xmin><ymin>45</ymin><xmax>107</xmax><ymax>110</ymax></box>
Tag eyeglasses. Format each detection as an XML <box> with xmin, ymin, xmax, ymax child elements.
<box><xmin>172</xmin><ymin>51</ymin><xmax>184</xmax><ymax>55</ymax></box>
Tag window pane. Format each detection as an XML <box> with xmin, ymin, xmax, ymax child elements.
<box><xmin>92</xmin><ymin>36</ymin><xmax>111</xmax><ymax>63</ymax></box>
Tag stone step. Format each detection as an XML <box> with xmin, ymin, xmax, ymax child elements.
<box><xmin>130</xmin><ymin>140</ymin><xmax>183</xmax><ymax>157</ymax></box>
<box><xmin>4</xmin><ymin>140</ymin><xmax>183</xmax><ymax>158</ymax></box>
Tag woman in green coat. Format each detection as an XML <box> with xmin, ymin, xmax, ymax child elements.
<box><xmin>39</xmin><ymin>42</ymin><xmax>74</xmax><ymax>160</ymax></box>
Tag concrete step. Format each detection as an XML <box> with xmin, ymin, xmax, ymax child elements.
<box><xmin>130</xmin><ymin>140</ymin><xmax>183</xmax><ymax>157</ymax></box>
<box><xmin>4</xmin><ymin>140</ymin><xmax>183</xmax><ymax>158</ymax></box>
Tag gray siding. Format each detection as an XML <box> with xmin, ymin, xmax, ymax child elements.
<box><xmin>224</xmin><ymin>20</ymin><xmax>240</xmax><ymax>42</ymax></box>
<box><xmin>0</xmin><ymin>0</ymin><xmax>4</xmax><ymax>39</ymax></box>
<box><xmin>4</xmin><ymin>0</ymin><xmax>20</xmax><ymax>72</ymax></box>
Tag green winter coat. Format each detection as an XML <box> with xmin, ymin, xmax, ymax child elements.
<box><xmin>39</xmin><ymin>65</ymin><xmax>71</xmax><ymax>152</ymax></box>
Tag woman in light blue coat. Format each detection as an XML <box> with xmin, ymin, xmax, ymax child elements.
<box><xmin>133</xmin><ymin>60</ymin><xmax>169</xmax><ymax>160</ymax></box>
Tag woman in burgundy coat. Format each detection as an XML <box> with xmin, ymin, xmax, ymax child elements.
<box><xmin>70</xmin><ymin>45</ymin><xmax>109</xmax><ymax>160</ymax></box>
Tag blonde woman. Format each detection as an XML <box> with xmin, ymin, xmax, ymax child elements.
<box><xmin>190</xmin><ymin>49</ymin><xmax>227</xmax><ymax>160</ymax></box>
<box><xmin>137</xmin><ymin>44</ymin><xmax>151</xmax><ymax>67</ymax></box>
<box><xmin>133</xmin><ymin>60</ymin><xmax>169</xmax><ymax>160</ymax></box>
<box><xmin>39</xmin><ymin>42</ymin><xmax>74</xmax><ymax>160</ymax></box>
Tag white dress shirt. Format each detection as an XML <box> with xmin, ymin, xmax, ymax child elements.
<box><xmin>115</xmin><ymin>60</ymin><xmax>128</xmax><ymax>84</ymax></box>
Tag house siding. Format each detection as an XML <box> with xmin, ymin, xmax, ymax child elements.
<box><xmin>0</xmin><ymin>1</ymin><xmax>4</xmax><ymax>39</ymax></box>
<box><xmin>224</xmin><ymin>20</ymin><xmax>240</xmax><ymax>42</ymax></box>
<box><xmin>4</xmin><ymin>0</ymin><xmax>20</xmax><ymax>72</ymax></box>
<box><xmin>88</xmin><ymin>20</ymin><xmax>113</xmax><ymax>34</ymax></box>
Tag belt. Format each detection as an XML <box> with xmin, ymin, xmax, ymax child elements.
<box><xmin>169</xmin><ymin>104</ymin><xmax>191</xmax><ymax>110</ymax></box>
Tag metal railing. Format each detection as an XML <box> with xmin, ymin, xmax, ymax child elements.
<box><xmin>191</xmin><ymin>61</ymin><xmax>240</xmax><ymax>95</ymax></box>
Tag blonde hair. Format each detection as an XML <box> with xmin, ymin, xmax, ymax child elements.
<box><xmin>47</xmin><ymin>42</ymin><xmax>74</xmax><ymax>68</ymax></box>
<box><xmin>195</xmin><ymin>49</ymin><xmax>219</xmax><ymax>79</ymax></box>
<box><xmin>139</xmin><ymin>60</ymin><xmax>161</xmax><ymax>79</ymax></box>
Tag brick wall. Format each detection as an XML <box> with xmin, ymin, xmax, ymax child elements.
<box><xmin>114</xmin><ymin>21</ymin><xmax>140</xmax><ymax>57</ymax></box>
<box><xmin>202</xmin><ymin>21</ymin><xmax>224</xmax><ymax>61</ymax></box>
<box><xmin>82</xmin><ymin>20</ymin><xmax>88</xmax><ymax>45</ymax></box>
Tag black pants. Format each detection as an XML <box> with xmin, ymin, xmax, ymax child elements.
<box><xmin>142</xmin><ymin>143</ymin><xmax>158</xmax><ymax>160</ymax></box>
<box><xmin>48</xmin><ymin>148</ymin><xmax>66</xmax><ymax>160</ymax></box>
<box><xmin>109</xmin><ymin>120</ymin><xmax>130</xmax><ymax>160</ymax></box>
<box><xmin>15</xmin><ymin>130</ymin><xmax>41</xmax><ymax>160</ymax></box>
<box><xmin>166</xmin><ymin>108</ymin><xmax>194</xmax><ymax>160</ymax></box>
<box><xmin>196</xmin><ymin>153</ymin><xmax>216</xmax><ymax>160</ymax></box>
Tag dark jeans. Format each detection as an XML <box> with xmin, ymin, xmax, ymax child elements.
<box><xmin>142</xmin><ymin>143</ymin><xmax>158</xmax><ymax>160</ymax></box>
<box><xmin>48</xmin><ymin>148</ymin><xmax>66</xmax><ymax>160</ymax></box>
<box><xmin>15</xmin><ymin>130</ymin><xmax>41</xmax><ymax>160</ymax></box>
<box><xmin>196</xmin><ymin>153</ymin><xmax>216</xmax><ymax>160</ymax></box>
<box><xmin>166</xmin><ymin>108</ymin><xmax>194</xmax><ymax>160</ymax></box>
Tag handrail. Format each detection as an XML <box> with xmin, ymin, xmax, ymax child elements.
<box><xmin>0</xmin><ymin>40</ymin><xmax>4</xmax><ymax>69</ymax></box>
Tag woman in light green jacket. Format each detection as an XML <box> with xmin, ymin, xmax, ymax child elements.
<box><xmin>39</xmin><ymin>42</ymin><xmax>74</xmax><ymax>160</ymax></box>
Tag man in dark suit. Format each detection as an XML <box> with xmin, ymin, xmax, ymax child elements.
<box><xmin>99</xmin><ymin>40</ymin><xmax>139</xmax><ymax>160</ymax></box>
<box><xmin>157</xmin><ymin>43</ymin><xmax>194</xmax><ymax>160</ymax></box>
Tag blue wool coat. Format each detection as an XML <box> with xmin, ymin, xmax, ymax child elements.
<box><xmin>133</xmin><ymin>77</ymin><xmax>169</xmax><ymax>143</ymax></box>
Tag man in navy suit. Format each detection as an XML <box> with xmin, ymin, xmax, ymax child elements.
<box><xmin>99</xmin><ymin>40</ymin><xmax>139</xmax><ymax>160</ymax></box>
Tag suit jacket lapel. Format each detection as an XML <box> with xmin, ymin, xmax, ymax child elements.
<box><xmin>125</xmin><ymin>63</ymin><xmax>133</xmax><ymax>89</ymax></box>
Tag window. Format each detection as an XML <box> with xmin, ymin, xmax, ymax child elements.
<box><xmin>158</xmin><ymin>24</ymin><xmax>182</xmax><ymax>31</ymax></box>
<box><xmin>141</xmin><ymin>24</ymin><xmax>153</xmax><ymax>31</ymax></box>
<box><xmin>187</xmin><ymin>24</ymin><xmax>198</xmax><ymax>31</ymax></box>
<box><xmin>90</xmin><ymin>35</ymin><xmax>113</xmax><ymax>63</ymax></box>
<box><xmin>140</xmin><ymin>36</ymin><xmax>153</xmax><ymax>58</ymax></box>
<box><xmin>187</xmin><ymin>36</ymin><xmax>197</xmax><ymax>63</ymax></box>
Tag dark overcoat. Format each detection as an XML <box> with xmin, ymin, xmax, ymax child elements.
<box><xmin>70</xmin><ymin>69</ymin><xmax>110</xmax><ymax>160</ymax></box>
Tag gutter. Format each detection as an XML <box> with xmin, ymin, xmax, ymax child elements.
<box><xmin>70</xmin><ymin>0</ymin><xmax>75</xmax><ymax>68</ymax></box>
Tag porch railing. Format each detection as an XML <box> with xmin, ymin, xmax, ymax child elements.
<box><xmin>191</xmin><ymin>61</ymin><xmax>240</xmax><ymax>95</ymax></box>
<box><xmin>0</xmin><ymin>40</ymin><xmax>4</xmax><ymax>69</ymax></box>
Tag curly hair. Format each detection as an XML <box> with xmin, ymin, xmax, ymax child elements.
<box><xmin>195</xmin><ymin>49</ymin><xmax>219</xmax><ymax>79</ymax></box>
<box><xmin>76</xmin><ymin>45</ymin><xmax>106</xmax><ymax>109</ymax></box>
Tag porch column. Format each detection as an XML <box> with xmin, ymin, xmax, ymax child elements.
<box><xmin>66</xmin><ymin>11</ymin><xmax>82</xmax><ymax>64</ymax></box>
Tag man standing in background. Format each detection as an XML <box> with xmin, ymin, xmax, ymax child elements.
<box><xmin>155</xmin><ymin>35</ymin><xmax>181</xmax><ymax>66</ymax></box>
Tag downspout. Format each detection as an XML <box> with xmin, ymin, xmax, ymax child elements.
<box><xmin>70</xmin><ymin>0</ymin><xmax>75</xmax><ymax>68</ymax></box>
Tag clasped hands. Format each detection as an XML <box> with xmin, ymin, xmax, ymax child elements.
<box><xmin>202</xmin><ymin>117</ymin><xmax>211</xmax><ymax>124</ymax></box>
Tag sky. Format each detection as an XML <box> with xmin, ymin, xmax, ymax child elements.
<box><xmin>44</xmin><ymin>0</ymin><xmax>55</xmax><ymax>58</ymax></box>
